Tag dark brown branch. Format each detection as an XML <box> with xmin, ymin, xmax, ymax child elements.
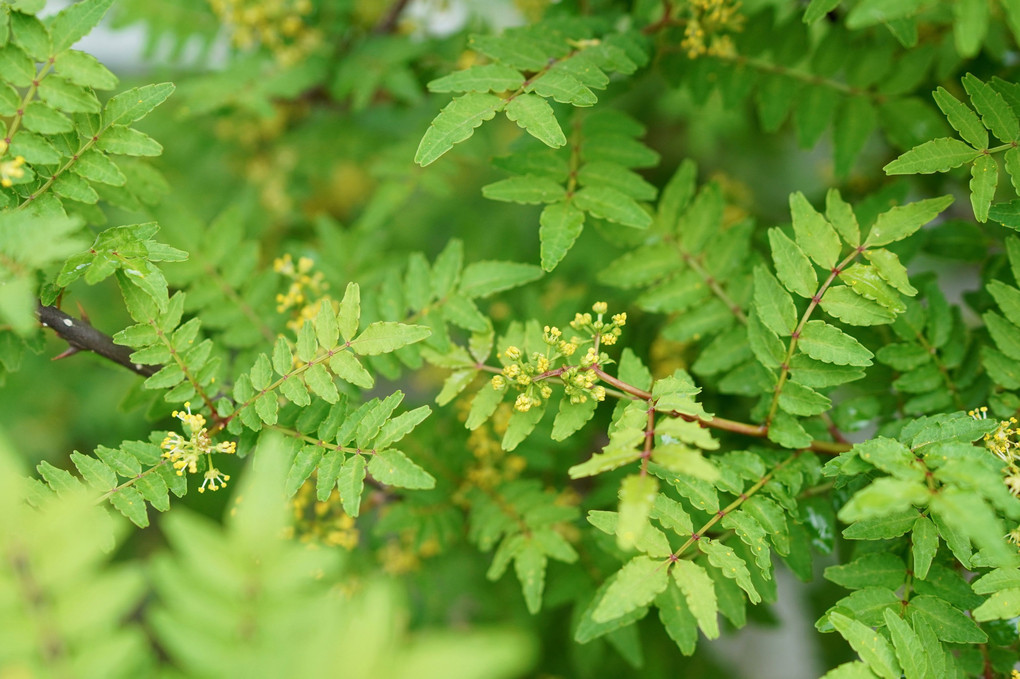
<box><xmin>374</xmin><ymin>0</ymin><xmax>412</xmax><ymax>34</ymax></box>
<box><xmin>37</xmin><ymin>304</ymin><xmax>157</xmax><ymax>378</ymax></box>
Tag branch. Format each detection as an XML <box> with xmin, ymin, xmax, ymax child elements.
<box><xmin>37</xmin><ymin>304</ymin><xmax>157</xmax><ymax>378</ymax></box>
<box><xmin>374</xmin><ymin>0</ymin><xmax>412</xmax><ymax>34</ymax></box>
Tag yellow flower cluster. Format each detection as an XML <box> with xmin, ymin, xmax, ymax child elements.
<box><xmin>160</xmin><ymin>402</ymin><xmax>237</xmax><ymax>492</ymax></box>
<box><xmin>681</xmin><ymin>0</ymin><xmax>744</xmax><ymax>59</ymax></box>
<box><xmin>492</xmin><ymin>302</ymin><xmax>624</xmax><ymax>411</ymax></box>
<box><xmin>288</xmin><ymin>476</ymin><xmax>360</xmax><ymax>549</ymax></box>
<box><xmin>971</xmin><ymin>408</ymin><xmax>1020</xmax><ymax>499</ymax></box>
<box><xmin>273</xmin><ymin>253</ymin><xmax>333</xmax><ymax>332</ymax></box>
<box><xmin>461</xmin><ymin>402</ymin><xmax>527</xmax><ymax>491</ymax></box>
<box><xmin>0</xmin><ymin>155</ymin><xmax>26</xmax><ymax>188</ymax></box>
<box><xmin>377</xmin><ymin>532</ymin><xmax>442</xmax><ymax>575</ymax></box>
<box><xmin>209</xmin><ymin>0</ymin><xmax>321</xmax><ymax>65</ymax></box>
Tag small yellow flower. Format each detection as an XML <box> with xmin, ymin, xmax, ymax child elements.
<box><xmin>592</xmin><ymin>386</ymin><xmax>606</xmax><ymax>401</ymax></box>
<box><xmin>1</xmin><ymin>155</ymin><xmax>26</xmax><ymax>188</ymax></box>
<box><xmin>592</xmin><ymin>301</ymin><xmax>608</xmax><ymax>314</ymax></box>
<box><xmin>198</xmin><ymin>467</ymin><xmax>230</xmax><ymax>493</ymax></box>
<box><xmin>601</xmin><ymin>333</ymin><xmax>617</xmax><ymax>346</ymax></box>
<box><xmin>491</xmin><ymin>375</ymin><xmax>506</xmax><ymax>390</ymax></box>
<box><xmin>505</xmin><ymin>345</ymin><xmax>522</xmax><ymax>360</ymax></box>
<box><xmin>514</xmin><ymin>393</ymin><xmax>533</xmax><ymax>412</ymax></box>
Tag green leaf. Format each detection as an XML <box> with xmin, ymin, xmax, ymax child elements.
<box><xmin>466</xmin><ymin>382</ymin><xmax>504</xmax><ymax>430</ymax></box>
<box><xmin>953</xmin><ymin>0</ymin><xmax>987</xmax><ymax>57</ymax></box>
<box><xmin>314</xmin><ymin>298</ymin><xmax>339</xmax><ymax>349</ymax></box>
<box><xmin>367</xmin><ymin>449</ymin><xmax>435</xmax><ymax>489</ymax></box>
<box><xmin>747</xmin><ymin>307</ymin><xmax>785</xmax><ymax>369</ymax></box>
<box><xmin>514</xmin><ymin>541</ymin><xmax>547</xmax><ymax>614</ymax></box>
<box><xmin>271</xmin><ymin>336</ymin><xmax>292</xmax><ymax>375</ymax></box>
<box><xmin>103</xmin><ymin>82</ymin><xmax>176</xmax><ymax>126</ymax></box>
<box><xmin>972</xmin><ymin>588</ymin><xmax>1020</xmax><ymax>621</ymax></box>
<box><xmin>47</xmin><ymin>0</ymin><xmax>114</xmax><ymax>52</ymax></box>
<box><xmin>72</xmin><ymin>149</ymin><xmax>126</xmax><ymax>186</ymax></box>
<box><xmin>768</xmin><ymin>227</ymin><xmax>817</xmax><ymax>298</ymax></box>
<box><xmin>329</xmin><ymin>350</ymin><xmax>373</xmax><ymax>389</ymax></box>
<box><xmin>987</xmin><ymin>280</ymin><xmax>1020</xmax><ymax>328</ymax></box>
<box><xmin>865</xmin><ymin>195</ymin><xmax>954</xmax><ymax>247</ymax></box>
<box><xmin>882</xmin><ymin>610</ymin><xmax>928</xmax><ymax>679</ymax></box>
<box><xmin>37</xmin><ymin>75</ymin><xmax>100</xmax><ymax>113</ymax></box>
<box><xmin>863</xmin><ymin>248</ymin><xmax>916</xmax><ymax>296</ymax></box>
<box><xmin>109</xmin><ymin>486</ymin><xmax>149</xmax><ymax>528</ymax></box>
<box><xmin>905</xmin><ymin>595</ymin><xmax>986</xmax><ymax>643</ymax></box>
<box><xmin>984</xmin><ymin>310</ymin><xmax>1020</xmax><ymax>360</ymax></box>
<box><xmin>798</xmin><ymin>320</ymin><xmax>873</xmax><ymax>366</ymax></box>
<box><xmin>501</xmin><ymin>403</ymin><xmax>544</xmax><ymax>451</ymax></box>
<box><xmin>820</xmin><ymin>286</ymin><xmax>896</xmax><ymax>326</ymax></box>
<box><xmin>526</xmin><ymin>69</ymin><xmax>597</xmax><ymax>106</ymax></box>
<box><xmin>834</xmin><ymin>96</ymin><xmax>876</xmax><ymax>177</ymax></box>
<box><xmin>351</xmin><ymin>321</ymin><xmax>430</xmax><ymax>355</ymax></box>
<box><xmin>0</xmin><ymin>44</ymin><xmax>34</xmax><ymax>87</ymax></box>
<box><xmin>1005</xmin><ymin>146</ymin><xmax>1020</xmax><ymax>196</ymax></box>
<box><xmin>932</xmin><ymin>86</ymin><xmax>987</xmax><ymax>149</ymax></box>
<box><xmin>96</xmin><ymin>125</ymin><xmax>162</xmax><ymax>156</ymax></box>
<box><xmin>592</xmin><ymin>555</ymin><xmax>670</xmax><ymax>623</ymax></box>
<box><xmin>839</xmin><ymin>264</ymin><xmax>905</xmax><ymax>313</ymax></box>
<box><xmin>539</xmin><ymin>201</ymin><xmax>584</xmax><ymax>272</ymax></box>
<box><xmin>910</xmin><ymin>516</ymin><xmax>937</xmax><ymax>580</ymax></box>
<box><xmin>656</xmin><ymin>582</ymin><xmax>698</xmax><ymax>655</ymax></box>
<box><xmin>468</xmin><ymin>33</ymin><xmax>549</xmax><ymax>71</ymax></box>
<box><xmin>617</xmin><ymin>474</ymin><xmax>658</xmax><ymax>551</ymax></box>
<box><xmin>337</xmin><ymin>453</ymin><xmax>366</xmax><ymax>517</ymax></box>
<box><xmin>414</xmin><ymin>92</ymin><xmax>504</xmax><ymax>166</ymax></box>
<box><xmin>778</xmin><ymin>380</ymin><xmax>831</xmax><ymax>416</ymax></box>
<box><xmin>54</xmin><ymin>49</ymin><xmax>118</xmax><ymax>89</ymax></box>
<box><xmin>969</xmin><ymin>153</ymin><xmax>997</xmax><ymax>223</ymax></box>
<box><xmin>828</xmin><ymin>611</ymin><xmax>901</xmax><ymax>679</ymax></box>
<box><xmin>303</xmin><ymin>363</ymin><xmax>338</xmax><ymax>403</ymax></box>
<box><xmin>753</xmin><ymin>265</ymin><xmax>797</xmax><ymax>336</ymax></box>
<box><xmin>825</xmin><ymin>553</ymin><xmax>907</xmax><ymax>591</ymax></box>
<box><xmin>578</xmin><ymin>161</ymin><xmax>657</xmax><ymax>201</ymax></box>
<box><xmin>337</xmin><ymin>281</ymin><xmax>360</xmax><ymax>342</ymax></box>
<box><xmin>459</xmin><ymin>260</ymin><xmax>543</xmax><ymax>298</ymax></box>
<box><xmin>551</xmin><ymin>396</ymin><xmax>597</xmax><ymax>441</ymax></box>
<box><xmin>504</xmin><ymin>93</ymin><xmax>566</xmax><ymax>148</ymax></box>
<box><xmin>672</xmin><ymin>560</ymin><xmax>719</xmax><ymax>639</ymax></box>
<box><xmin>826</xmin><ymin>189</ymin><xmax>861</xmax><ymax>247</ymax></box>
<box><xmin>482</xmin><ymin>175</ymin><xmax>565</xmax><ymax>204</ymax></box>
<box><xmin>989</xmin><ymin>199</ymin><xmax>1020</xmax><ymax>228</ymax></box>
<box><xmin>285</xmin><ymin>444</ymin><xmax>321</xmax><ymax>497</ymax></box>
<box><xmin>22</xmin><ymin>101</ymin><xmax>73</xmax><ymax>134</ymax></box>
<box><xmin>10</xmin><ymin>9</ymin><xmax>50</xmax><ymax>59</ymax></box>
<box><xmin>767</xmin><ymin>410</ymin><xmax>812</xmax><ymax>449</ymax></box>
<box><xmin>573</xmin><ymin>186</ymin><xmax>651</xmax><ymax>229</ymax></box>
<box><xmin>962</xmin><ymin>73</ymin><xmax>1019</xmax><ymax>143</ymax></box>
<box><xmin>790</xmin><ymin>192</ymin><xmax>841</xmax><ymax>268</ymax></box>
<box><xmin>70</xmin><ymin>451</ymin><xmax>116</xmax><ymax>490</ymax></box>
<box><xmin>568</xmin><ymin>446</ymin><xmax>642</xmax><ymax>479</ymax></box>
<box><xmin>803</xmin><ymin>0</ymin><xmax>841</xmax><ymax>22</ymax></box>
<box><xmin>883</xmin><ymin>138</ymin><xmax>981</xmax><ymax>175</ymax></box>
<box><xmin>589</xmin><ymin>510</ymin><xmax>671</xmax><ymax>558</ymax></box>
<box><xmin>651</xmin><ymin>494</ymin><xmax>694</xmax><ymax>537</ymax></box>
<box><xmin>845</xmin><ymin>0</ymin><xmax>924</xmax><ymax>27</ymax></box>
<box><xmin>427</xmin><ymin>63</ymin><xmax>523</xmax><ymax>93</ymax></box>
<box><xmin>698</xmin><ymin>538</ymin><xmax>760</xmax><ymax>603</ymax></box>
